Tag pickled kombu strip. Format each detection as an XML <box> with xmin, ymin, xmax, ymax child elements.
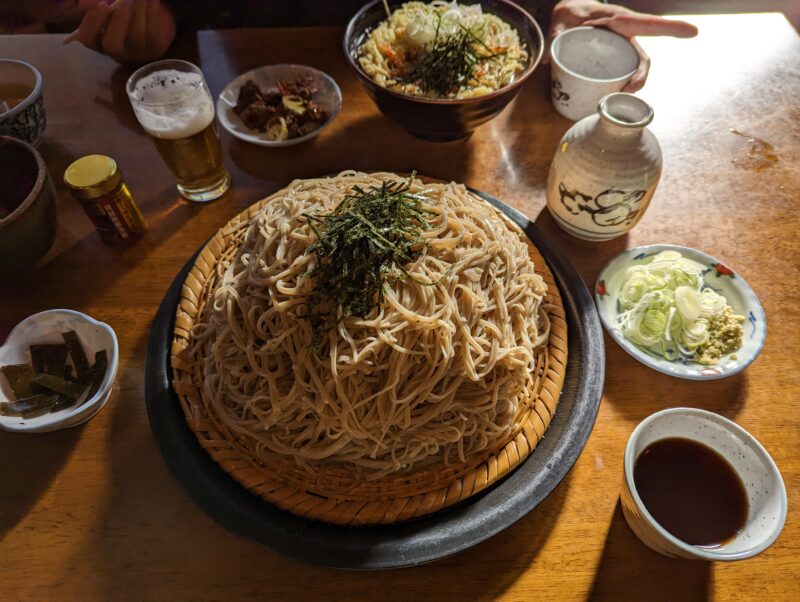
<box><xmin>62</xmin><ymin>331</ymin><xmax>89</xmax><ymax>381</ymax></box>
<box><xmin>31</xmin><ymin>373</ymin><xmax>88</xmax><ymax>399</ymax></box>
<box><xmin>0</xmin><ymin>364</ymin><xmax>38</xmax><ymax>398</ymax></box>
<box><xmin>82</xmin><ymin>349</ymin><xmax>108</xmax><ymax>404</ymax></box>
<box><xmin>30</xmin><ymin>344</ymin><xmax>68</xmax><ymax>377</ymax></box>
<box><xmin>0</xmin><ymin>393</ymin><xmax>60</xmax><ymax>418</ymax></box>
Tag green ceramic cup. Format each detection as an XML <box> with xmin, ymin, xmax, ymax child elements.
<box><xmin>0</xmin><ymin>135</ymin><xmax>57</xmax><ymax>273</ymax></box>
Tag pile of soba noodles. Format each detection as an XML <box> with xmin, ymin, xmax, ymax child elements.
<box><xmin>192</xmin><ymin>172</ymin><xmax>549</xmax><ymax>479</ymax></box>
<box><xmin>358</xmin><ymin>1</ymin><xmax>528</xmax><ymax>99</ymax></box>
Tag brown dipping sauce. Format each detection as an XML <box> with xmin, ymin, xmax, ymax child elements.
<box><xmin>634</xmin><ymin>437</ymin><xmax>748</xmax><ymax>547</ymax></box>
<box><xmin>0</xmin><ymin>83</ymin><xmax>31</xmax><ymax>113</ymax></box>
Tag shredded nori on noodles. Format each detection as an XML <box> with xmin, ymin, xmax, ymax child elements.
<box><xmin>406</xmin><ymin>19</ymin><xmax>500</xmax><ymax>96</ymax></box>
<box><xmin>303</xmin><ymin>173</ymin><xmax>434</xmax><ymax>346</ymax></box>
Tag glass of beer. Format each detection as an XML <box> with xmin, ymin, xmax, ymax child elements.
<box><xmin>126</xmin><ymin>60</ymin><xmax>231</xmax><ymax>202</ymax></box>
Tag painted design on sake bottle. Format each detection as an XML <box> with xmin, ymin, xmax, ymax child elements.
<box><xmin>546</xmin><ymin>93</ymin><xmax>662</xmax><ymax>241</ymax></box>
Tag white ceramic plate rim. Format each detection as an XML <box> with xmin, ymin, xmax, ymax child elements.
<box><xmin>0</xmin><ymin>309</ymin><xmax>119</xmax><ymax>432</ymax></box>
<box><xmin>595</xmin><ymin>244</ymin><xmax>767</xmax><ymax>380</ymax></box>
<box><xmin>216</xmin><ymin>64</ymin><xmax>342</xmax><ymax>147</ymax></box>
<box><xmin>624</xmin><ymin>407</ymin><xmax>788</xmax><ymax>561</ymax></box>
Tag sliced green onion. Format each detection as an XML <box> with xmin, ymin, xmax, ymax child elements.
<box><xmin>675</xmin><ymin>286</ymin><xmax>701</xmax><ymax>320</ymax></box>
<box><xmin>615</xmin><ymin>250</ymin><xmax>735</xmax><ymax>362</ymax></box>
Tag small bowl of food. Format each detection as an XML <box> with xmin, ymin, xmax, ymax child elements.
<box><xmin>595</xmin><ymin>245</ymin><xmax>766</xmax><ymax>379</ymax></box>
<box><xmin>217</xmin><ymin>64</ymin><xmax>342</xmax><ymax>147</ymax></box>
<box><xmin>0</xmin><ymin>59</ymin><xmax>46</xmax><ymax>146</ymax></box>
<box><xmin>344</xmin><ymin>0</ymin><xmax>544</xmax><ymax>141</ymax></box>
<box><xmin>0</xmin><ymin>309</ymin><xmax>119</xmax><ymax>433</ymax></box>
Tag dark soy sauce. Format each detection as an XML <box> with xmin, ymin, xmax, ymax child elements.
<box><xmin>634</xmin><ymin>437</ymin><xmax>749</xmax><ymax>547</ymax></box>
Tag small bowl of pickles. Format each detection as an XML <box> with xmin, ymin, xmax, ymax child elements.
<box><xmin>0</xmin><ymin>309</ymin><xmax>118</xmax><ymax>433</ymax></box>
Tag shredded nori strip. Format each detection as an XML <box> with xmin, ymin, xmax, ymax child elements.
<box><xmin>1</xmin><ymin>364</ymin><xmax>38</xmax><ymax>398</ymax></box>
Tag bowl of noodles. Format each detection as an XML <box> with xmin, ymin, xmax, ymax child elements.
<box><xmin>344</xmin><ymin>1</ymin><xmax>544</xmax><ymax>141</ymax></box>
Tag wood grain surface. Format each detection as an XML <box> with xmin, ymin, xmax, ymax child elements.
<box><xmin>0</xmin><ymin>12</ymin><xmax>798</xmax><ymax>601</ymax></box>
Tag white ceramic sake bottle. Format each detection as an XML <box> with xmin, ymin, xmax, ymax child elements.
<box><xmin>546</xmin><ymin>93</ymin><xmax>662</xmax><ymax>241</ymax></box>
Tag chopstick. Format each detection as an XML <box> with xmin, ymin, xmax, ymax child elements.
<box><xmin>63</xmin><ymin>0</ymin><xmax>122</xmax><ymax>45</ymax></box>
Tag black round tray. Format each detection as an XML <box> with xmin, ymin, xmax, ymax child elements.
<box><xmin>144</xmin><ymin>189</ymin><xmax>604</xmax><ymax>569</ymax></box>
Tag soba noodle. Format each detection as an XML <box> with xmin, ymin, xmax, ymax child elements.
<box><xmin>192</xmin><ymin>172</ymin><xmax>549</xmax><ymax>478</ymax></box>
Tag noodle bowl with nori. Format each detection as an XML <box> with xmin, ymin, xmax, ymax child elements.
<box><xmin>191</xmin><ymin>171</ymin><xmax>550</xmax><ymax>480</ymax></box>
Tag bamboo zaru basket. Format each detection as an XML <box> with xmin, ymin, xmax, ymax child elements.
<box><xmin>171</xmin><ymin>181</ymin><xmax>568</xmax><ymax>525</ymax></box>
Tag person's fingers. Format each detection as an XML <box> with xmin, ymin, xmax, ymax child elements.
<box><xmin>101</xmin><ymin>0</ymin><xmax>134</xmax><ymax>59</ymax></box>
<box><xmin>146</xmin><ymin>0</ymin><xmax>166</xmax><ymax>47</ymax></box>
<box><xmin>145</xmin><ymin>0</ymin><xmax>177</xmax><ymax>58</ymax></box>
<box><xmin>543</xmin><ymin>22</ymin><xmax>565</xmax><ymax>64</ymax></box>
<box><xmin>127</xmin><ymin>0</ymin><xmax>148</xmax><ymax>57</ymax></box>
<box><xmin>583</xmin><ymin>14</ymin><xmax>698</xmax><ymax>39</ymax></box>
<box><xmin>68</xmin><ymin>4</ymin><xmax>112</xmax><ymax>49</ymax></box>
<box><xmin>622</xmin><ymin>38</ymin><xmax>650</xmax><ymax>92</ymax></box>
<box><xmin>78</xmin><ymin>0</ymin><xmax>109</xmax><ymax>11</ymax></box>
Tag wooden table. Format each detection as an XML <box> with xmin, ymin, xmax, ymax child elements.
<box><xmin>1</xmin><ymin>12</ymin><xmax>798</xmax><ymax>601</ymax></box>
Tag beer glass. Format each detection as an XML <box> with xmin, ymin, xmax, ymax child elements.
<box><xmin>126</xmin><ymin>60</ymin><xmax>231</xmax><ymax>202</ymax></box>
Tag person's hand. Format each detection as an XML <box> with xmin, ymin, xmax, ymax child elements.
<box><xmin>548</xmin><ymin>1</ymin><xmax>698</xmax><ymax>91</ymax></box>
<box><xmin>66</xmin><ymin>0</ymin><xmax>176</xmax><ymax>64</ymax></box>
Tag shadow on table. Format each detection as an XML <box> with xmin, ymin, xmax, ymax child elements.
<box><xmin>588</xmin><ymin>501</ymin><xmax>711</xmax><ymax>602</ymax></box>
<box><xmin>78</xmin><ymin>322</ymin><xmax>569</xmax><ymax>599</ymax></box>
<box><xmin>602</xmin><ymin>358</ymin><xmax>748</xmax><ymax>423</ymax></box>
<box><xmin>532</xmin><ymin>208</ymin><xmax>631</xmax><ymax>286</ymax></box>
<box><xmin>226</xmin><ymin>113</ymin><xmax>476</xmax><ymax>187</ymax></box>
<box><xmin>91</xmin><ymin>65</ymin><xmax>142</xmax><ymax>137</ymax></box>
<box><xmin>0</xmin><ymin>424</ymin><xmax>84</xmax><ymax>538</ymax></box>
<box><xmin>504</xmin><ymin>69</ymin><xmax>569</xmax><ymax>190</ymax></box>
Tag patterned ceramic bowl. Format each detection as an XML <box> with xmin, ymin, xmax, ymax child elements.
<box><xmin>595</xmin><ymin>244</ymin><xmax>766</xmax><ymax>380</ymax></box>
<box><xmin>0</xmin><ymin>59</ymin><xmax>46</xmax><ymax>146</ymax></box>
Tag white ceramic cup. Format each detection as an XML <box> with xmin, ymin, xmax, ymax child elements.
<box><xmin>550</xmin><ymin>26</ymin><xmax>639</xmax><ymax>121</ymax></box>
<box><xmin>621</xmin><ymin>408</ymin><xmax>787</xmax><ymax>561</ymax></box>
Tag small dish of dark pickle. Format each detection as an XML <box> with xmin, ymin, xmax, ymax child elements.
<box><xmin>0</xmin><ymin>309</ymin><xmax>118</xmax><ymax>433</ymax></box>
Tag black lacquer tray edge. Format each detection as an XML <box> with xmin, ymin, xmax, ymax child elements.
<box><xmin>144</xmin><ymin>189</ymin><xmax>604</xmax><ymax>569</ymax></box>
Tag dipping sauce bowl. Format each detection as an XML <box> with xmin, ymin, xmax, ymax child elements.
<box><xmin>621</xmin><ymin>407</ymin><xmax>787</xmax><ymax>560</ymax></box>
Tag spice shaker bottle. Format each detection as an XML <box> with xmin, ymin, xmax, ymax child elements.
<box><xmin>64</xmin><ymin>154</ymin><xmax>146</xmax><ymax>244</ymax></box>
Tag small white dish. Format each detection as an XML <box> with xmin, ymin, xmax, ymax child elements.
<box><xmin>621</xmin><ymin>407</ymin><xmax>787</xmax><ymax>560</ymax></box>
<box><xmin>0</xmin><ymin>309</ymin><xmax>118</xmax><ymax>432</ymax></box>
<box><xmin>217</xmin><ymin>64</ymin><xmax>342</xmax><ymax>147</ymax></box>
<box><xmin>550</xmin><ymin>26</ymin><xmax>639</xmax><ymax>121</ymax></box>
<box><xmin>595</xmin><ymin>244</ymin><xmax>766</xmax><ymax>380</ymax></box>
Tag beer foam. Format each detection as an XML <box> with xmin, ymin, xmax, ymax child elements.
<box><xmin>132</xmin><ymin>70</ymin><xmax>214</xmax><ymax>139</ymax></box>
